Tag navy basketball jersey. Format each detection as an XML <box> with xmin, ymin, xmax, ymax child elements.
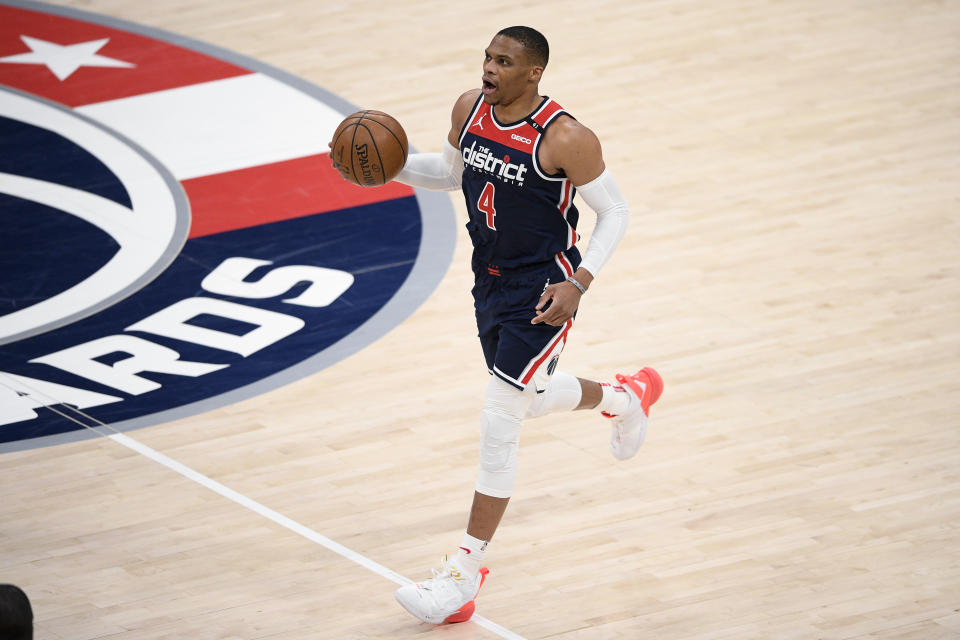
<box><xmin>458</xmin><ymin>95</ymin><xmax>580</xmax><ymax>271</ymax></box>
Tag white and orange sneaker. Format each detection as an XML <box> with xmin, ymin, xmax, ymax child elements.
<box><xmin>604</xmin><ymin>367</ymin><xmax>664</xmax><ymax>460</ymax></box>
<box><xmin>395</xmin><ymin>556</ymin><xmax>489</xmax><ymax>624</ymax></box>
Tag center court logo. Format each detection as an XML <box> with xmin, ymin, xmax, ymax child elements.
<box><xmin>0</xmin><ymin>89</ymin><xmax>186</xmax><ymax>345</ymax></box>
<box><xmin>0</xmin><ymin>2</ymin><xmax>455</xmax><ymax>451</ymax></box>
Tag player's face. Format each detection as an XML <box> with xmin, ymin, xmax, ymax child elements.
<box><xmin>481</xmin><ymin>35</ymin><xmax>541</xmax><ymax>106</ymax></box>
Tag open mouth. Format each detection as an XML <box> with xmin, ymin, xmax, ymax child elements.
<box><xmin>482</xmin><ymin>78</ymin><xmax>497</xmax><ymax>94</ymax></box>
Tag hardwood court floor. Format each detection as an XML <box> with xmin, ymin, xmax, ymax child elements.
<box><xmin>3</xmin><ymin>1</ymin><xmax>959</xmax><ymax>638</ymax></box>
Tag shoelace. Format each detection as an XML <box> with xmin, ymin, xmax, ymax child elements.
<box><xmin>422</xmin><ymin>556</ymin><xmax>471</xmax><ymax>604</ymax></box>
<box><xmin>428</xmin><ymin>557</ymin><xmax>452</xmax><ymax>583</ymax></box>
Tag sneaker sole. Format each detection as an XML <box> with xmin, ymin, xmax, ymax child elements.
<box><xmin>444</xmin><ymin>567</ymin><xmax>489</xmax><ymax>623</ymax></box>
<box><xmin>395</xmin><ymin>567</ymin><xmax>489</xmax><ymax>625</ymax></box>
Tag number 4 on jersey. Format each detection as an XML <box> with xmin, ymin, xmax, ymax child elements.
<box><xmin>478</xmin><ymin>181</ymin><xmax>497</xmax><ymax>230</ymax></box>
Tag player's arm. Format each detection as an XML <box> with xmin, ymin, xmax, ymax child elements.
<box><xmin>533</xmin><ymin>119</ymin><xmax>630</xmax><ymax>326</ymax></box>
<box><xmin>391</xmin><ymin>89</ymin><xmax>478</xmax><ymax>191</ymax></box>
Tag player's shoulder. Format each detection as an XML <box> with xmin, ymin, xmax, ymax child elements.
<box><xmin>539</xmin><ymin>108</ymin><xmax>604</xmax><ymax>180</ymax></box>
<box><xmin>545</xmin><ymin>112</ymin><xmax>601</xmax><ymax>151</ymax></box>
<box><xmin>457</xmin><ymin>88</ymin><xmax>483</xmax><ymax>106</ymax></box>
<box><xmin>451</xmin><ymin>89</ymin><xmax>482</xmax><ymax>131</ymax></box>
<box><xmin>453</xmin><ymin>89</ymin><xmax>482</xmax><ymax>117</ymax></box>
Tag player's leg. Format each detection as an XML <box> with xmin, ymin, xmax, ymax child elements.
<box><xmin>395</xmin><ymin>272</ymin><xmax>526</xmax><ymax>625</ymax></box>
<box><xmin>395</xmin><ymin>375</ymin><xmax>532</xmax><ymax>624</ymax></box>
<box><xmin>470</xmin><ymin>374</ymin><xmax>537</xmax><ymax>527</ymax></box>
<box><xmin>395</xmin><ymin>262</ymin><xmax>665</xmax><ymax>624</ymax></box>
<box><xmin>525</xmin><ymin>370</ymin><xmax>592</xmax><ymax>417</ymax></box>
<box><xmin>526</xmin><ymin>367</ymin><xmax>663</xmax><ymax>460</ymax></box>
<box><xmin>526</xmin><ymin>372</ymin><xmax>627</xmax><ymax>416</ymax></box>
<box><xmin>487</xmin><ymin>262</ymin><xmax>663</xmax><ymax>458</ymax></box>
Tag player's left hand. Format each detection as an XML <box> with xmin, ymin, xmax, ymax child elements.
<box><xmin>532</xmin><ymin>281</ymin><xmax>581</xmax><ymax>326</ymax></box>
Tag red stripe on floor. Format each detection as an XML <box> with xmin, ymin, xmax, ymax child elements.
<box><xmin>181</xmin><ymin>154</ymin><xmax>415</xmax><ymax>238</ymax></box>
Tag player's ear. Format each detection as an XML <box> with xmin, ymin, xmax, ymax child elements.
<box><xmin>528</xmin><ymin>65</ymin><xmax>543</xmax><ymax>84</ymax></box>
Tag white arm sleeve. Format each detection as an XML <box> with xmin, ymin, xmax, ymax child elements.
<box><xmin>575</xmin><ymin>169</ymin><xmax>631</xmax><ymax>277</ymax></box>
<box><xmin>393</xmin><ymin>140</ymin><xmax>463</xmax><ymax>191</ymax></box>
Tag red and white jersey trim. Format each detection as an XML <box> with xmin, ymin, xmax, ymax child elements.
<box><xmin>459</xmin><ymin>97</ymin><xmax>487</xmax><ymax>146</ymax></box>
<box><xmin>530</xmin><ymin>104</ymin><xmax>571</xmax><ymax>183</ymax></box>
<box><xmin>520</xmin><ymin>318</ymin><xmax>573</xmax><ymax>389</ymax></box>
<box><xmin>557</xmin><ymin>179</ymin><xmax>577</xmax><ymax>248</ymax></box>
<box><xmin>492</xmin><ymin>317</ymin><xmax>572</xmax><ymax>391</ymax></box>
<box><xmin>554</xmin><ymin>251</ymin><xmax>574</xmax><ymax>278</ymax></box>
<box><xmin>489</xmin><ymin>97</ymin><xmax>557</xmax><ymax>130</ymax></box>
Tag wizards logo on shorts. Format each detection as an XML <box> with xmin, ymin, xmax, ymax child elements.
<box><xmin>0</xmin><ymin>1</ymin><xmax>456</xmax><ymax>451</ymax></box>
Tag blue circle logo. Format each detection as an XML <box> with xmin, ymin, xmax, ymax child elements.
<box><xmin>0</xmin><ymin>1</ymin><xmax>455</xmax><ymax>450</ymax></box>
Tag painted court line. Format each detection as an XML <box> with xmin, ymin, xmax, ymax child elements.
<box><xmin>0</xmin><ymin>371</ymin><xmax>524</xmax><ymax>638</ymax></box>
<box><xmin>109</xmin><ymin>432</ymin><xmax>527</xmax><ymax>640</ymax></box>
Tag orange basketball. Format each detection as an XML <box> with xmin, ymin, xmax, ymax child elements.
<box><xmin>330</xmin><ymin>110</ymin><xmax>409</xmax><ymax>187</ymax></box>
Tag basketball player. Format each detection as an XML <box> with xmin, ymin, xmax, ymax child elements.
<box><xmin>333</xmin><ymin>26</ymin><xmax>663</xmax><ymax>625</ymax></box>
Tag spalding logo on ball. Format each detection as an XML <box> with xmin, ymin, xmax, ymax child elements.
<box><xmin>331</xmin><ymin>110</ymin><xmax>409</xmax><ymax>186</ymax></box>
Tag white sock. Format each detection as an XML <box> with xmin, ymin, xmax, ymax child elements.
<box><xmin>454</xmin><ymin>532</ymin><xmax>488</xmax><ymax>578</ymax></box>
<box><xmin>596</xmin><ymin>382</ymin><xmax>630</xmax><ymax>416</ymax></box>
<box><xmin>526</xmin><ymin>370</ymin><xmax>582</xmax><ymax>418</ymax></box>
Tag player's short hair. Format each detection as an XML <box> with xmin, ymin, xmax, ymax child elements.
<box><xmin>496</xmin><ymin>26</ymin><xmax>549</xmax><ymax>68</ymax></box>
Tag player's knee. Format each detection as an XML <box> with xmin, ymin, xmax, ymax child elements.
<box><xmin>525</xmin><ymin>392</ymin><xmax>547</xmax><ymax>419</ymax></box>
<box><xmin>525</xmin><ymin>370</ymin><xmax>582</xmax><ymax>419</ymax></box>
<box><xmin>479</xmin><ymin>407</ymin><xmax>520</xmax><ymax>472</ymax></box>
<box><xmin>476</xmin><ymin>377</ymin><xmax>535</xmax><ymax>498</ymax></box>
<box><xmin>477</xmin><ymin>411</ymin><xmax>520</xmax><ymax>497</ymax></box>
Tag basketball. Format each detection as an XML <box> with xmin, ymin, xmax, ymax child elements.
<box><xmin>330</xmin><ymin>110</ymin><xmax>409</xmax><ymax>187</ymax></box>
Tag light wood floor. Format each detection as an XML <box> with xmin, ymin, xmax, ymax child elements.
<box><xmin>4</xmin><ymin>1</ymin><xmax>960</xmax><ymax>638</ymax></box>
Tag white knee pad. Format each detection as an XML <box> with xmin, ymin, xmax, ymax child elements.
<box><xmin>476</xmin><ymin>376</ymin><xmax>536</xmax><ymax>499</ymax></box>
<box><xmin>526</xmin><ymin>370</ymin><xmax>583</xmax><ymax>419</ymax></box>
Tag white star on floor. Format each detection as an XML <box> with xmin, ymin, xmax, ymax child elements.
<box><xmin>0</xmin><ymin>35</ymin><xmax>135</xmax><ymax>81</ymax></box>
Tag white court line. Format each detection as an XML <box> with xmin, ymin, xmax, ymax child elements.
<box><xmin>1</xmin><ymin>374</ymin><xmax>524</xmax><ymax>637</ymax></box>
<box><xmin>109</xmin><ymin>432</ymin><xmax>527</xmax><ymax>640</ymax></box>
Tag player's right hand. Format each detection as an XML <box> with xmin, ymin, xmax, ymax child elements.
<box><xmin>327</xmin><ymin>141</ymin><xmax>350</xmax><ymax>180</ymax></box>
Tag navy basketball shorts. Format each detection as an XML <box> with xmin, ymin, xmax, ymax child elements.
<box><xmin>472</xmin><ymin>250</ymin><xmax>580</xmax><ymax>392</ymax></box>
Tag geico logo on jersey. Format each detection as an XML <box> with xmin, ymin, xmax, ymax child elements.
<box><xmin>462</xmin><ymin>140</ymin><xmax>528</xmax><ymax>185</ymax></box>
<box><xmin>510</xmin><ymin>134</ymin><xmax>532</xmax><ymax>145</ymax></box>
